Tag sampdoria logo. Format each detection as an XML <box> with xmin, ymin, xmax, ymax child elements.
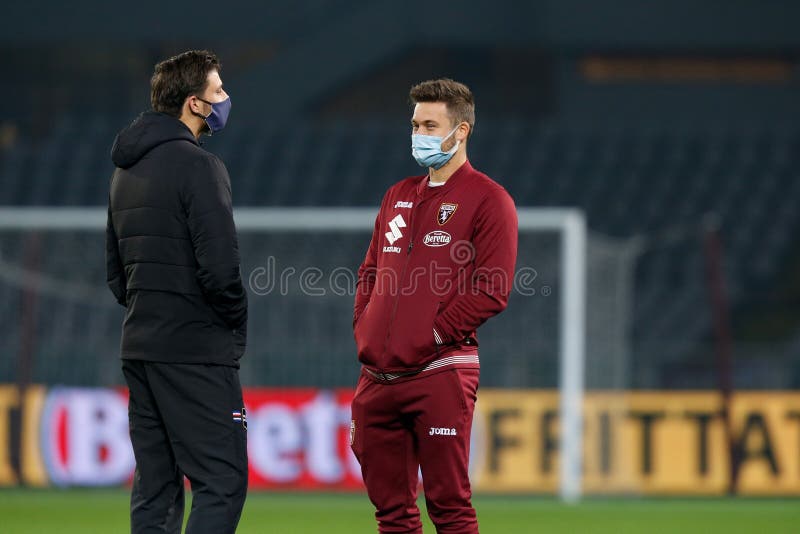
<box><xmin>423</xmin><ymin>230</ymin><xmax>452</xmax><ymax>247</ymax></box>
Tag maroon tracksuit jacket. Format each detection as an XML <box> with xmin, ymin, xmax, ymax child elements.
<box><xmin>354</xmin><ymin>160</ymin><xmax>518</xmax><ymax>377</ymax></box>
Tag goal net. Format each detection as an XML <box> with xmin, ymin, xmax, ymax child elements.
<box><xmin>0</xmin><ymin>206</ymin><xmax>637</xmax><ymax>500</ymax></box>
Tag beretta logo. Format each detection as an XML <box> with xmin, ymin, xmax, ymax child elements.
<box><xmin>423</xmin><ymin>230</ymin><xmax>452</xmax><ymax>247</ymax></box>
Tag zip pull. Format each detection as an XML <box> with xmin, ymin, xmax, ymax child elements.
<box><xmin>408</xmin><ymin>241</ymin><xmax>413</xmax><ymax>254</ymax></box>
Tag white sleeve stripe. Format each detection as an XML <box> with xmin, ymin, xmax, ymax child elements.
<box><xmin>422</xmin><ymin>354</ymin><xmax>480</xmax><ymax>372</ymax></box>
<box><xmin>433</xmin><ymin>327</ymin><xmax>443</xmax><ymax>345</ymax></box>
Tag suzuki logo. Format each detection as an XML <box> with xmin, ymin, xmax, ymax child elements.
<box><xmin>385</xmin><ymin>214</ymin><xmax>407</xmax><ymax>245</ymax></box>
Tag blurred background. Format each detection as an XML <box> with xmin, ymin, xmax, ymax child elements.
<box><xmin>1</xmin><ymin>0</ymin><xmax>799</xmax><ymax>527</ymax></box>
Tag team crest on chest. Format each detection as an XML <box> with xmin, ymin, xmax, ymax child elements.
<box><xmin>437</xmin><ymin>202</ymin><xmax>458</xmax><ymax>225</ymax></box>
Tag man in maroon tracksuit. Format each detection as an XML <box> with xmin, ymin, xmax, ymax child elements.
<box><xmin>351</xmin><ymin>78</ymin><xmax>518</xmax><ymax>533</ymax></box>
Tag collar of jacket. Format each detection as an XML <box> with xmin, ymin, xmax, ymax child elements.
<box><xmin>415</xmin><ymin>159</ymin><xmax>473</xmax><ymax>196</ymax></box>
<box><xmin>111</xmin><ymin>111</ymin><xmax>200</xmax><ymax>169</ymax></box>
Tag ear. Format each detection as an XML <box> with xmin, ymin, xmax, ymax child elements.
<box><xmin>456</xmin><ymin>121</ymin><xmax>470</xmax><ymax>141</ymax></box>
<box><xmin>186</xmin><ymin>95</ymin><xmax>202</xmax><ymax>115</ymax></box>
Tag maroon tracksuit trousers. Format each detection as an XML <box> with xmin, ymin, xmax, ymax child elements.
<box><xmin>350</xmin><ymin>367</ymin><xmax>480</xmax><ymax>533</ymax></box>
<box><xmin>352</xmin><ymin>161</ymin><xmax>517</xmax><ymax>532</ymax></box>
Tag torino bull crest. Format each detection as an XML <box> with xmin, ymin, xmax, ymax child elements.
<box><xmin>437</xmin><ymin>202</ymin><xmax>458</xmax><ymax>225</ymax></box>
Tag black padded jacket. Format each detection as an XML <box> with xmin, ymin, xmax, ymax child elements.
<box><xmin>106</xmin><ymin>112</ymin><xmax>247</xmax><ymax>366</ymax></box>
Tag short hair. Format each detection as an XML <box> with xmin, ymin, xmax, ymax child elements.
<box><xmin>150</xmin><ymin>50</ymin><xmax>221</xmax><ymax>117</ymax></box>
<box><xmin>409</xmin><ymin>78</ymin><xmax>475</xmax><ymax>136</ymax></box>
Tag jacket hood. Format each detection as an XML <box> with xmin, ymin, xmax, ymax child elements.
<box><xmin>111</xmin><ymin>112</ymin><xmax>198</xmax><ymax>169</ymax></box>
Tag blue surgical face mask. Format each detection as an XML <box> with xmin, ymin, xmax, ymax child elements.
<box><xmin>411</xmin><ymin>125</ymin><xmax>461</xmax><ymax>170</ymax></box>
<box><xmin>196</xmin><ymin>96</ymin><xmax>231</xmax><ymax>134</ymax></box>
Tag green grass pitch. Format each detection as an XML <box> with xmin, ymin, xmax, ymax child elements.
<box><xmin>0</xmin><ymin>489</ymin><xmax>797</xmax><ymax>533</ymax></box>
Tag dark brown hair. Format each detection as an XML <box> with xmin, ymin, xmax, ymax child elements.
<box><xmin>150</xmin><ymin>50</ymin><xmax>221</xmax><ymax>117</ymax></box>
<box><xmin>409</xmin><ymin>78</ymin><xmax>475</xmax><ymax>135</ymax></box>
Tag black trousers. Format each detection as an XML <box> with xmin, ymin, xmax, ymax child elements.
<box><xmin>122</xmin><ymin>360</ymin><xmax>248</xmax><ymax>534</ymax></box>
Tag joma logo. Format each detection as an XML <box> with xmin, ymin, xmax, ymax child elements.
<box><xmin>429</xmin><ymin>427</ymin><xmax>457</xmax><ymax>436</ymax></box>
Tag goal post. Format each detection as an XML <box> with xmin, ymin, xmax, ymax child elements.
<box><xmin>553</xmin><ymin>210</ymin><xmax>587</xmax><ymax>504</ymax></box>
<box><xmin>0</xmin><ymin>206</ymin><xmax>588</xmax><ymax>501</ymax></box>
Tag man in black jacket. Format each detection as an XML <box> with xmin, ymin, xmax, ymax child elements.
<box><xmin>106</xmin><ymin>50</ymin><xmax>248</xmax><ymax>534</ymax></box>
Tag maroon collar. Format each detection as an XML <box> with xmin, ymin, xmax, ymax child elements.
<box><xmin>415</xmin><ymin>160</ymin><xmax>474</xmax><ymax>196</ymax></box>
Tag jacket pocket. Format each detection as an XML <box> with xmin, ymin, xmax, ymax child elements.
<box><xmin>385</xmin><ymin>299</ymin><xmax>440</xmax><ymax>366</ymax></box>
<box><xmin>354</xmin><ymin>304</ymin><xmax>383</xmax><ymax>366</ymax></box>
<box><xmin>232</xmin><ymin>326</ymin><xmax>246</xmax><ymax>358</ymax></box>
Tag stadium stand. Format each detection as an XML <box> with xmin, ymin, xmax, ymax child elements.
<box><xmin>0</xmin><ymin>115</ymin><xmax>798</xmax><ymax>388</ymax></box>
